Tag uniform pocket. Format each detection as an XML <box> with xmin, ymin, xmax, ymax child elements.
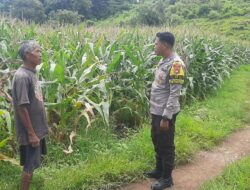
<box><xmin>156</xmin><ymin>69</ymin><xmax>167</xmax><ymax>86</ymax></box>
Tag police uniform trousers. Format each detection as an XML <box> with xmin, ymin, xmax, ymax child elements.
<box><xmin>151</xmin><ymin>113</ymin><xmax>178</xmax><ymax>178</ymax></box>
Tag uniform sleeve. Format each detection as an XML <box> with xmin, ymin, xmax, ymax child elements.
<box><xmin>14</xmin><ymin>77</ymin><xmax>30</xmax><ymax>106</ymax></box>
<box><xmin>162</xmin><ymin>61</ymin><xmax>186</xmax><ymax>119</ymax></box>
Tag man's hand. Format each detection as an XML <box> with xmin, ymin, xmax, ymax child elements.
<box><xmin>28</xmin><ymin>133</ymin><xmax>40</xmax><ymax>148</ymax></box>
<box><xmin>160</xmin><ymin>119</ymin><xmax>169</xmax><ymax>131</ymax></box>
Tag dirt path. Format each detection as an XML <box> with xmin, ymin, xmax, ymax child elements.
<box><xmin>120</xmin><ymin>126</ymin><xmax>250</xmax><ymax>190</ymax></box>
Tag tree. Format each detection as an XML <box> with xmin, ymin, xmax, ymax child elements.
<box><xmin>107</xmin><ymin>0</ymin><xmax>130</xmax><ymax>15</ymax></box>
<box><xmin>198</xmin><ymin>4</ymin><xmax>211</xmax><ymax>16</ymax></box>
<box><xmin>73</xmin><ymin>0</ymin><xmax>92</xmax><ymax>16</ymax></box>
<box><xmin>91</xmin><ymin>0</ymin><xmax>109</xmax><ymax>19</ymax></box>
<box><xmin>44</xmin><ymin>0</ymin><xmax>92</xmax><ymax>19</ymax></box>
<box><xmin>0</xmin><ymin>0</ymin><xmax>13</xmax><ymax>13</ymax></box>
<box><xmin>12</xmin><ymin>0</ymin><xmax>46</xmax><ymax>23</ymax></box>
<box><xmin>208</xmin><ymin>10</ymin><xmax>219</xmax><ymax>19</ymax></box>
<box><xmin>169</xmin><ymin>0</ymin><xmax>176</xmax><ymax>5</ymax></box>
<box><xmin>90</xmin><ymin>0</ymin><xmax>132</xmax><ymax>19</ymax></box>
<box><xmin>48</xmin><ymin>9</ymin><xmax>83</xmax><ymax>24</ymax></box>
<box><xmin>136</xmin><ymin>5</ymin><xmax>165</xmax><ymax>26</ymax></box>
<box><xmin>44</xmin><ymin>0</ymin><xmax>74</xmax><ymax>14</ymax></box>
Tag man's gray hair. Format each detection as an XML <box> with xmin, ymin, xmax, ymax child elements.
<box><xmin>18</xmin><ymin>40</ymin><xmax>41</xmax><ymax>61</ymax></box>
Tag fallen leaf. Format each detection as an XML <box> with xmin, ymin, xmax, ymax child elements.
<box><xmin>63</xmin><ymin>131</ymin><xmax>77</xmax><ymax>154</ymax></box>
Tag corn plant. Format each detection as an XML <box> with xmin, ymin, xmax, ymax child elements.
<box><xmin>0</xmin><ymin>16</ymin><xmax>249</xmax><ymax>157</ymax></box>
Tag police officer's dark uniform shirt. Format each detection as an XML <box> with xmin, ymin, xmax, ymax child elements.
<box><xmin>12</xmin><ymin>66</ymin><xmax>48</xmax><ymax>145</ymax></box>
<box><xmin>150</xmin><ymin>53</ymin><xmax>186</xmax><ymax>119</ymax></box>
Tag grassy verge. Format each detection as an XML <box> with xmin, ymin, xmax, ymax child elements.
<box><xmin>200</xmin><ymin>156</ymin><xmax>250</xmax><ymax>190</ymax></box>
<box><xmin>186</xmin><ymin>16</ymin><xmax>250</xmax><ymax>43</ymax></box>
<box><xmin>1</xmin><ymin>64</ymin><xmax>250</xmax><ymax>190</ymax></box>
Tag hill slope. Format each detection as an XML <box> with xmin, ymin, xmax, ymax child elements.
<box><xmin>98</xmin><ymin>0</ymin><xmax>250</xmax><ymax>42</ymax></box>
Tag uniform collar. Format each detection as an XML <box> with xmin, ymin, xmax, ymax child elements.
<box><xmin>159</xmin><ymin>53</ymin><xmax>175</xmax><ymax>65</ymax></box>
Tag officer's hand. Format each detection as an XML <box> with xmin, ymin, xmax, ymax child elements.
<box><xmin>160</xmin><ymin>119</ymin><xmax>169</xmax><ymax>131</ymax></box>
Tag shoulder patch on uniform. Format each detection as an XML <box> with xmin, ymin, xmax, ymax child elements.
<box><xmin>169</xmin><ymin>61</ymin><xmax>185</xmax><ymax>84</ymax></box>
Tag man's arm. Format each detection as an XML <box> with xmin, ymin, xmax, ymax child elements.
<box><xmin>14</xmin><ymin>76</ymin><xmax>40</xmax><ymax>147</ymax></box>
<box><xmin>18</xmin><ymin>105</ymin><xmax>40</xmax><ymax>147</ymax></box>
<box><xmin>160</xmin><ymin>61</ymin><xmax>185</xmax><ymax>131</ymax></box>
<box><xmin>162</xmin><ymin>84</ymin><xmax>182</xmax><ymax>120</ymax></box>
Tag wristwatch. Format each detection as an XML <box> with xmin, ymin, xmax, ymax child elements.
<box><xmin>162</xmin><ymin>115</ymin><xmax>171</xmax><ymax>121</ymax></box>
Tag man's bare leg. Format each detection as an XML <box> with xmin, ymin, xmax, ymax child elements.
<box><xmin>20</xmin><ymin>171</ymin><xmax>33</xmax><ymax>190</ymax></box>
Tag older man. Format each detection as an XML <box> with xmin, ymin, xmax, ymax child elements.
<box><xmin>12</xmin><ymin>40</ymin><xmax>48</xmax><ymax>190</ymax></box>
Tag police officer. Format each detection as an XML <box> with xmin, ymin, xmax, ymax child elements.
<box><xmin>145</xmin><ymin>32</ymin><xmax>186</xmax><ymax>190</ymax></box>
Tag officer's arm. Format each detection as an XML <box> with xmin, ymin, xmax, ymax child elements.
<box><xmin>162</xmin><ymin>62</ymin><xmax>185</xmax><ymax>120</ymax></box>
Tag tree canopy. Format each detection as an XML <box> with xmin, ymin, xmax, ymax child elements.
<box><xmin>0</xmin><ymin>0</ymin><xmax>135</xmax><ymax>23</ymax></box>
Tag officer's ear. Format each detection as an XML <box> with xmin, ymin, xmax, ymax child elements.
<box><xmin>163</xmin><ymin>42</ymin><xmax>173</xmax><ymax>50</ymax></box>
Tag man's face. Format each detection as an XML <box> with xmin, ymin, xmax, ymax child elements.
<box><xmin>154</xmin><ymin>37</ymin><xmax>166</xmax><ymax>56</ymax></box>
<box><xmin>26</xmin><ymin>47</ymin><xmax>42</xmax><ymax>66</ymax></box>
<box><xmin>155</xmin><ymin>37</ymin><xmax>171</xmax><ymax>56</ymax></box>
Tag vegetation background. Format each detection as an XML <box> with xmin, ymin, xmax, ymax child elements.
<box><xmin>0</xmin><ymin>0</ymin><xmax>250</xmax><ymax>189</ymax></box>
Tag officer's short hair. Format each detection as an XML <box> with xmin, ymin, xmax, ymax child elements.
<box><xmin>18</xmin><ymin>40</ymin><xmax>40</xmax><ymax>61</ymax></box>
<box><xmin>156</xmin><ymin>32</ymin><xmax>175</xmax><ymax>49</ymax></box>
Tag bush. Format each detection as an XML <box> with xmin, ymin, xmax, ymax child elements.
<box><xmin>231</xmin><ymin>7</ymin><xmax>247</xmax><ymax>16</ymax></box>
<box><xmin>169</xmin><ymin>14</ymin><xmax>183</xmax><ymax>26</ymax></box>
<box><xmin>131</xmin><ymin>6</ymin><xmax>164</xmax><ymax>26</ymax></box>
<box><xmin>133</xmin><ymin>1</ymin><xmax>168</xmax><ymax>26</ymax></box>
<box><xmin>181</xmin><ymin>9</ymin><xmax>191</xmax><ymax>18</ymax></box>
<box><xmin>187</xmin><ymin>12</ymin><xmax>197</xmax><ymax>19</ymax></box>
<box><xmin>210</xmin><ymin>0</ymin><xmax>222</xmax><ymax>11</ymax></box>
<box><xmin>208</xmin><ymin>10</ymin><xmax>220</xmax><ymax>19</ymax></box>
<box><xmin>198</xmin><ymin>4</ymin><xmax>211</xmax><ymax>16</ymax></box>
<box><xmin>85</xmin><ymin>20</ymin><xmax>95</xmax><ymax>27</ymax></box>
<box><xmin>48</xmin><ymin>9</ymin><xmax>83</xmax><ymax>25</ymax></box>
<box><xmin>136</xmin><ymin>5</ymin><xmax>165</xmax><ymax>26</ymax></box>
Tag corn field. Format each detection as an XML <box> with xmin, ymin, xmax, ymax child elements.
<box><xmin>0</xmin><ymin>17</ymin><xmax>249</xmax><ymax>158</ymax></box>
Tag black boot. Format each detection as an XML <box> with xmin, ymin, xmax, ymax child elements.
<box><xmin>151</xmin><ymin>157</ymin><xmax>174</xmax><ymax>189</ymax></box>
<box><xmin>151</xmin><ymin>177</ymin><xmax>174</xmax><ymax>190</ymax></box>
<box><xmin>144</xmin><ymin>156</ymin><xmax>162</xmax><ymax>179</ymax></box>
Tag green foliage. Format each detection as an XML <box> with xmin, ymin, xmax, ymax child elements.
<box><xmin>98</xmin><ymin>0</ymin><xmax>250</xmax><ymax>29</ymax></box>
<box><xmin>12</xmin><ymin>0</ymin><xmax>46</xmax><ymax>23</ymax></box>
<box><xmin>1</xmin><ymin>64</ymin><xmax>250</xmax><ymax>190</ymax></box>
<box><xmin>134</xmin><ymin>2</ymin><xmax>166</xmax><ymax>26</ymax></box>
<box><xmin>179</xmin><ymin>37</ymin><xmax>250</xmax><ymax>102</ymax></box>
<box><xmin>48</xmin><ymin>10</ymin><xmax>83</xmax><ymax>24</ymax></box>
<box><xmin>0</xmin><ymin>0</ymin><xmax>12</xmax><ymax>13</ymax></box>
<box><xmin>0</xmin><ymin>110</ymin><xmax>13</xmax><ymax>159</ymax></box>
<box><xmin>198</xmin><ymin>4</ymin><xmax>211</xmax><ymax>16</ymax></box>
<box><xmin>132</xmin><ymin>1</ymin><xmax>184</xmax><ymax>26</ymax></box>
<box><xmin>0</xmin><ymin>0</ymin><xmax>249</xmax><ymax>26</ymax></box>
<box><xmin>0</xmin><ymin>1</ymin><xmax>249</xmax><ymax>189</ymax></box>
<box><xmin>44</xmin><ymin>0</ymin><xmax>92</xmax><ymax>16</ymax></box>
<box><xmin>208</xmin><ymin>10</ymin><xmax>220</xmax><ymax>19</ymax></box>
<box><xmin>0</xmin><ymin>0</ymin><xmax>137</xmax><ymax>23</ymax></box>
<box><xmin>0</xmin><ymin>17</ymin><xmax>249</xmax><ymax>150</ymax></box>
<box><xmin>191</xmin><ymin>16</ymin><xmax>250</xmax><ymax>41</ymax></box>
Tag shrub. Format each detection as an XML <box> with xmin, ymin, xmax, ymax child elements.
<box><xmin>48</xmin><ymin>9</ymin><xmax>83</xmax><ymax>25</ymax></box>
<box><xmin>208</xmin><ymin>10</ymin><xmax>220</xmax><ymax>19</ymax></box>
